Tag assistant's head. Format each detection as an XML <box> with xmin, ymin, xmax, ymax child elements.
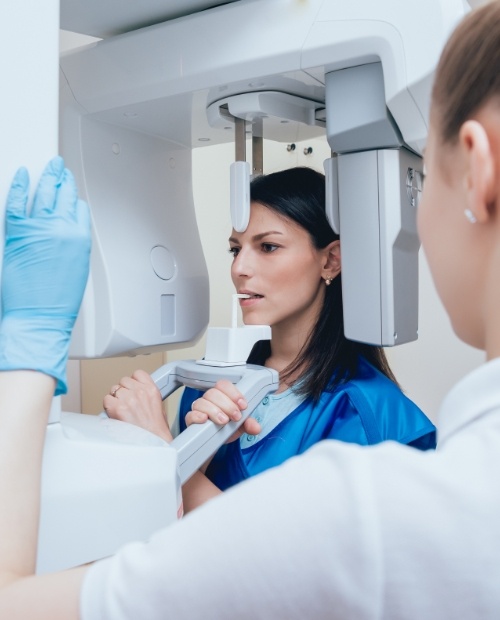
<box><xmin>419</xmin><ymin>1</ymin><xmax>500</xmax><ymax>351</ymax></box>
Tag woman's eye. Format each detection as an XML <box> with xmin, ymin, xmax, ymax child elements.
<box><xmin>228</xmin><ymin>247</ymin><xmax>240</xmax><ymax>258</ymax></box>
<box><xmin>262</xmin><ymin>243</ymin><xmax>279</xmax><ymax>253</ymax></box>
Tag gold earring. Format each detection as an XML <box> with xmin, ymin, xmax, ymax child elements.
<box><xmin>325</xmin><ymin>277</ymin><xmax>333</xmax><ymax>286</ymax></box>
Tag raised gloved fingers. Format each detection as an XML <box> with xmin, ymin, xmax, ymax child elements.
<box><xmin>5</xmin><ymin>167</ymin><xmax>29</xmax><ymax>219</ymax></box>
<box><xmin>76</xmin><ymin>198</ymin><xmax>91</xmax><ymax>236</ymax></box>
<box><xmin>30</xmin><ymin>156</ymin><xmax>64</xmax><ymax>217</ymax></box>
<box><xmin>54</xmin><ymin>168</ymin><xmax>79</xmax><ymax>219</ymax></box>
<box><xmin>0</xmin><ymin>156</ymin><xmax>91</xmax><ymax>396</ymax></box>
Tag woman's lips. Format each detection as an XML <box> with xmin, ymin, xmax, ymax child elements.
<box><xmin>239</xmin><ymin>293</ymin><xmax>263</xmax><ymax>307</ymax></box>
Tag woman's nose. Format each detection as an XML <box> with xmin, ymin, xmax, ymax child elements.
<box><xmin>232</xmin><ymin>248</ymin><xmax>253</xmax><ymax>279</ymax></box>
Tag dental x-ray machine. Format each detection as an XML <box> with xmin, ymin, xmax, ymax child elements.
<box><xmin>1</xmin><ymin>0</ymin><xmax>469</xmax><ymax>573</ymax></box>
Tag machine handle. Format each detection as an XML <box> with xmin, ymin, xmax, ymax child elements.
<box><xmin>150</xmin><ymin>360</ymin><xmax>279</xmax><ymax>485</ymax></box>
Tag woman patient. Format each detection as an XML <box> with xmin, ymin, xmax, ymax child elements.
<box><xmin>104</xmin><ymin>167</ymin><xmax>435</xmax><ymax>511</ymax></box>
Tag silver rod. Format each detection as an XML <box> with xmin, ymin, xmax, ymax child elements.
<box><xmin>235</xmin><ymin>117</ymin><xmax>246</xmax><ymax>162</ymax></box>
<box><xmin>252</xmin><ymin>117</ymin><xmax>263</xmax><ymax>176</ymax></box>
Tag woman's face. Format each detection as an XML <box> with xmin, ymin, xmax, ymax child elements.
<box><xmin>418</xmin><ymin>120</ymin><xmax>485</xmax><ymax>348</ymax></box>
<box><xmin>229</xmin><ymin>201</ymin><xmax>330</xmax><ymax>335</ymax></box>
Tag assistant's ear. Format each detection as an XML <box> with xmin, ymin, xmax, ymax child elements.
<box><xmin>459</xmin><ymin>120</ymin><xmax>496</xmax><ymax>223</ymax></box>
<box><xmin>322</xmin><ymin>239</ymin><xmax>341</xmax><ymax>281</ymax></box>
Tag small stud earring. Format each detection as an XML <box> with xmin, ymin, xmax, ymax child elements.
<box><xmin>464</xmin><ymin>208</ymin><xmax>477</xmax><ymax>224</ymax></box>
<box><xmin>325</xmin><ymin>277</ymin><xmax>333</xmax><ymax>286</ymax></box>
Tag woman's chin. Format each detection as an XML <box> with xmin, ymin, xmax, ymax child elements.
<box><xmin>242</xmin><ymin>313</ymin><xmax>267</xmax><ymax>326</ymax></box>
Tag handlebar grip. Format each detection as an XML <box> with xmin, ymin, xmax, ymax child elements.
<box><xmin>150</xmin><ymin>360</ymin><xmax>279</xmax><ymax>484</ymax></box>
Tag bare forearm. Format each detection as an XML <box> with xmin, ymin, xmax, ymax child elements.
<box><xmin>0</xmin><ymin>567</ymin><xmax>85</xmax><ymax>620</ymax></box>
<box><xmin>0</xmin><ymin>371</ymin><xmax>54</xmax><ymax>586</ymax></box>
<box><xmin>182</xmin><ymin>471</ymin><xmax>222</xmax><ymax>514</ymax></box>
<box><xmin>0</xmin><ymin>370</ymin><xmax>87</xmax><ymax>618</ymax></box>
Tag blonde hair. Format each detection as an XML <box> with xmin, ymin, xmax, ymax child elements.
<box><xmin>432</xmin><ymin>1</ymin><xmax>500</xmax><ymax>144</ymax></box>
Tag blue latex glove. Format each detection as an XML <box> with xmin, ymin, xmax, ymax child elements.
<box><xmin>0</xmin><ymin>156</ymin><xmax>91</xmax><ymax>395</ymax></box>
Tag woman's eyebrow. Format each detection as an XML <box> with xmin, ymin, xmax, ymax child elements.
<box><xmin>228</xmin><ymin>231</ymin><xmax>283</xmax><ymax>244</ymax></box>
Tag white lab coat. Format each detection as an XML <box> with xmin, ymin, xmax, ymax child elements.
<box><xmin>81</xmin><ymin>358</ymin><xmax>500</xmax><ymax>619</ymax></box>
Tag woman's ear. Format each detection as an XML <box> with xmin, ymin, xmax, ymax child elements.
<box><xmin>322</xmin><ymin>240</ymin><xmax>341</xmax><ymax>280</ymax></box>
<box><xmin>459</xmin><ymin>119</ymin><xmax>496</xmax><ymax>223</ymax></box>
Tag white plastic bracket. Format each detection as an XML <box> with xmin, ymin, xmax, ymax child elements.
<box><xmin>230</xmin><ymin>161</ymin><xmax>250</xmax><ymax>232</ymax></box>
<box><xmin>324</xmin><ymin>156</ymin><xmax>340</xmax><ymax>234</ymax></box>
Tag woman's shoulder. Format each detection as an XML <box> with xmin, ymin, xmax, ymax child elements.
<box><xmin>325</xmin><ymin>357</ymin><xmax>436</xmax><ymax>448</ymax></box>
<box><xmin>343</xmin><ymin>356</ymin><xmax>414</xmax><ymax>397</ymax></box>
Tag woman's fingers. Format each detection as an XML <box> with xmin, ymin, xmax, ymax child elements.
<box><xmin>242</xmin><ymin>417</ymin><xmax>261</xmax><ymax>436</ymax></box>
<box><xmin>185</xmin><ymin>410</ymin><xmax>209</xmax><ymax>426</ymax></box>
<box><xmin>186</xmin><ymin>380</ymin><xmax>248</xmax><ymax>426</ymax></box>
<box><xmin>183</xmin><ymin>381</ymin><xmax>262</xmax><ymax>446</ymax></box>
<box><xmin>103</xmin><ymin>370</ymin><xmax>173</xmax><ymax>442</ymax></box>
<box><xmin>213</xmin><ymin>379</ymin><xmax>248</xmax><ymax>411</ymax></box>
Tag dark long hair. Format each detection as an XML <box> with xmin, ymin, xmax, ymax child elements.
<box><xmin>246</xmin><ymin>167</ymin><xmax>398</xmax><ymax>400</ymax></box>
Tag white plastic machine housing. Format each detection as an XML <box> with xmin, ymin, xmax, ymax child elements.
<box><xmin>323</xmin><ymin>63</ymin><xmax>424</xmax><ymax>344</ymax></box>
<box><xmin>59</xmin><ymin>75</ymin><xmax>210</xmax><ymax>358</ymax></box>
<box><xmin>59</xmin><ymin>0</ymin><xmax>468</xmax><ymax>353</ymax></box>
<box><xmin>36</xmin><ymin>0</ymin><xmax>468</xmax><ymax>572</ymax></box>
<box><xmin>37</xmin><ymin>359</ymin><xmax>278</xmax><ymax>573</ymax></box>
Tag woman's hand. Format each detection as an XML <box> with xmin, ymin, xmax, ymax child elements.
<box><xmin>103</xmin><ymin>369</ymin><xmax>173</xmax><ymax>443</ymax></box>
<box><xmin>186</xmin><ymin>379</ymin><xmax>261</xmax><ymax>440</ymax></box>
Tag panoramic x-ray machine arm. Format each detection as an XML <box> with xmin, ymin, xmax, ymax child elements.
<box><xmin>1</xmin><ymin>0</ymin><xmax>469</xmax><ymax>574</ymax></box>
<box><xmin>58</xmin><ymin>0</ymin><xmax>468</xmax><ymax>354</ymax></box>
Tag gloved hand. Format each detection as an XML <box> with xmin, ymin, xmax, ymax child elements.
<box><xmin>0</xmin><ymin>156</ymin><xmax>91</xmax><ymax>395</ymax></box>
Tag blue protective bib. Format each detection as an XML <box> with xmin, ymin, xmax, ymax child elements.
<box><xmin>179</xmin><ymin>357</ymin><xmax>436</xmax><ymax>491</ymax></box>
